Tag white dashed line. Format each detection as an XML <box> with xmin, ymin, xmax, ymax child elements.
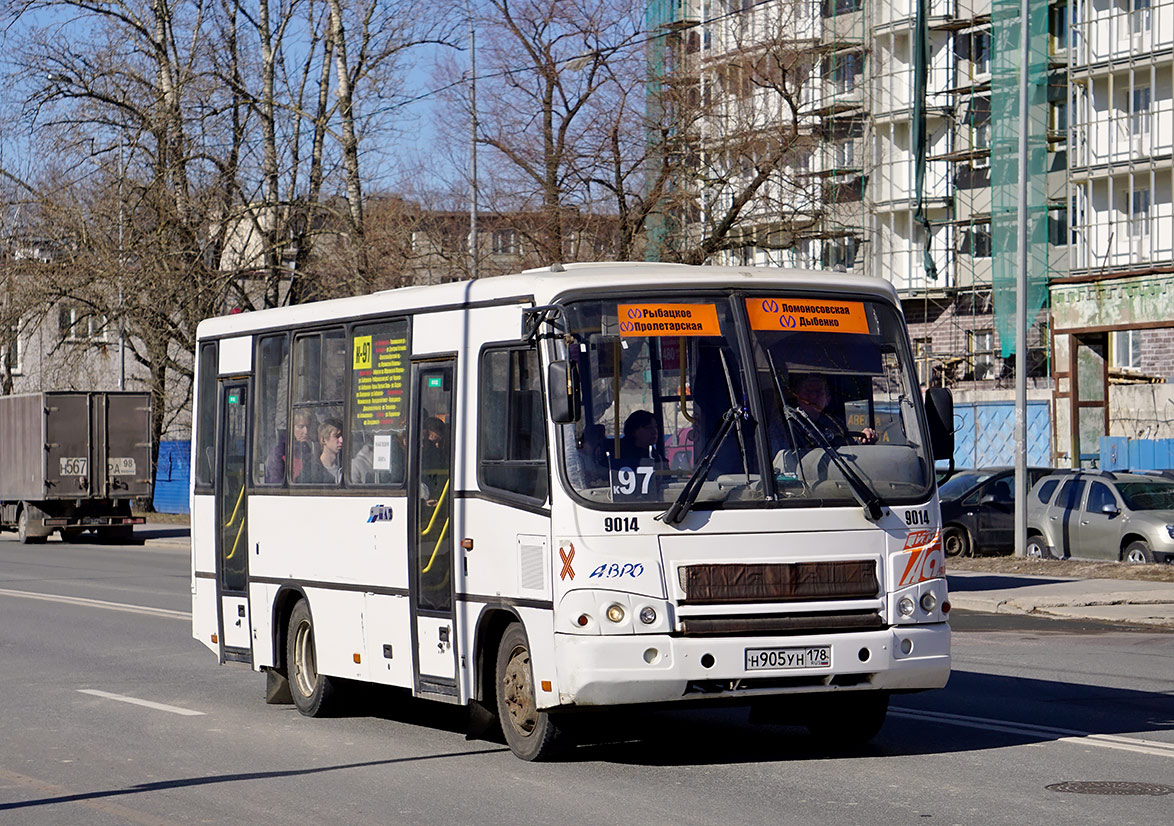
<box><xmin>77</xmin><ymin>689</ymin><xmax>205</xmax><ymax>716</ymax></box>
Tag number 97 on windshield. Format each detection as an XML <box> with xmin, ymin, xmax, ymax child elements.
<box><xmin>610</xmin><ymin>465</ymin><xmax>654</xmax><ymax>497</ymax></box>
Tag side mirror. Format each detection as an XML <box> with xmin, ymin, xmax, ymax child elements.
<box><xmin>547</xmin><ymin>360</ymin><xmax>581</xmax><ymax>425</ymax></box>
<box><xmin>924</xmin><ymin>387</ymin><xmax>955</xmax><ymax>464</ymax></box>
<box><xmin>1101</xmin><ymin>502</ymin><xmax>1120</xmax><ymax>516</ymax></box>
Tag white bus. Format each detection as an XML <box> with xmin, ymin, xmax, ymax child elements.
<box><xmin>190</xmin><ymin>263</ymin><xmax>955</xmax><ymax>760</ymax></box>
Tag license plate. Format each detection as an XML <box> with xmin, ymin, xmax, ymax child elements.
<box><xmin>744</xmin><ymin>646</ymin><xmax>831</xmax><ymax>671</ymax></box>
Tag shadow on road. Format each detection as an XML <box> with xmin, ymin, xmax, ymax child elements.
<box><xmin>946</xmin><ymin>573</ymin><xmax>1071</xmax><ymax>592</ymax></box>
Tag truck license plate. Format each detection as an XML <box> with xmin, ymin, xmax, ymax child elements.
<box><xmin>744</xmin><ymin>646</ymin><xmax>831</xmax><ymax>671</ymax></box>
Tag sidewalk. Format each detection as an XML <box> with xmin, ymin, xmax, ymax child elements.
<box><xmin>947</xmin><ymin>570</ymin><xmax>1174</xmax><ymax>629</ymax></box>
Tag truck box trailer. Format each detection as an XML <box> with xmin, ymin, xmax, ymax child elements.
<box><xmin>0</xmin><ymin>392</ymin><xmax>152</xmax><ymax>543</ymax></box>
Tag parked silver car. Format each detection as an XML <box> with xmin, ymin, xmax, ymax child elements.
<box><xmin>1026</xmin><ymin>471</ymin><xmax>1174</xmax><ymax>564</ymax></box>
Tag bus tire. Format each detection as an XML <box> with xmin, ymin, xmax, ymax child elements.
<box><xmin>286</xmin><ymin>599</ymin><xmax>339</xmax><ymax>717</ymax></box>
<box><xmin>805</xmin><ymin>691</ymin><xmax>890</xmax><ymax>746</ymax></box>
<box><xmin>495</xmin><ymin>623</ymin><xmax>565</xmax><ymax>761</ymax></box>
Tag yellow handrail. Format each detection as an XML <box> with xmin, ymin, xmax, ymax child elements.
<box><xmin>224</xmin><ymin>485</ymin><xmax>246</xmax><ymax>560</ymax></box>
<box><xmin>421</xmin><ymin>478</ymin><xmax>450</xmax><ymax>536</ymax></box>
<box><xmin>420</xmin><ymin>519</ymin><xmax>450</xmax><ymax>574</ymax></box>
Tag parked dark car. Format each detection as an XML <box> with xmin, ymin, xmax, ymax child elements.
<box><xmin>1027</xmin><ymin>470</ymin><xmax>1174</xmax><ymax>563</ymax></box>
<box><xmin>939</xmin><ymin>466</ymin><xmax>1054</xmax><ymax>557</ymax></box>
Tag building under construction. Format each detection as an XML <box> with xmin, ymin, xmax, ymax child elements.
<box><xmin>650</xmin><ymin>0</ymin><xmax>1174</xmax><ymax>466</ymax></box>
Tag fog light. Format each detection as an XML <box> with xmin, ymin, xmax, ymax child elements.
<box><xmin>898</xmin><ymin>596</ymin><xmax>916</xmax><ymax>617</ymax></box>
<box><xmin>606</xmin><ymin>604</ymin><xmax>625</xmax><ymax>623</ymax></box>
<box><xmin>639</xmin><ymin>606</ymin><xmax>657</xmax><ymax>625</ymax></box>
<box><xmin>920</xmin><ymin>592</ymin><xmax>938</xmax><ymax>613</ymax></box>
<box><xmin>900</xmin><ymin>638</ymin><xmax>913</xmax><ymax>655</ymax></box>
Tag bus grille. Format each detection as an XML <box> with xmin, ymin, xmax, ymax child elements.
<box><xmin>679</xmin><ymin>560</ymin><xmax>878</xmax><ymax>605</ymax></box>
<box><xmin>680</xmin><ymin>610</ymin><xmax>883</xmax><ymax>637</ymax></box>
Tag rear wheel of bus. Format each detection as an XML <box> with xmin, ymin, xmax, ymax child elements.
<box><xmin>496</xmin><ymin>623</ymin><xmax>566</xmax><ymax>761</ymax></box>
<box><xmin>287</xmin><ymin>599</ymin><xmax>339</xmax><ymax>717</ymax></box>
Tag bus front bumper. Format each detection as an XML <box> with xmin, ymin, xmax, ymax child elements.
<box><xmin>551</xmin><ymin>623</ymin><xmax>949</xmax><ymax>707</ymax></box>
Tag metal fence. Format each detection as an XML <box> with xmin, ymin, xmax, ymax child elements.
<box><xmin>953</xmin><ymin>400</ymin><xmax>1052</xmax><ymax>468</ymax></box>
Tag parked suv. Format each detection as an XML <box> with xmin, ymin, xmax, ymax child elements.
<box><xmin>939</xmin><ymin>466</ymin><xmax>1053</xmax><ymax>556</ymax></box>
<box><xmin>1026</xmin><ymin>471</ymin><xmax>1174</xmax><ymax>564</ymax></box>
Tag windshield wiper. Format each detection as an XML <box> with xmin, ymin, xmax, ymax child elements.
<box><xmin>763</xmin><ymin>352</ymin><xmax>884</xmax><ymax>521</ymax></box>
<box><xmin>658</xmin><ymin>404</ymin><xmax>751</xmax><ymax>526</ymax></box>
<box><xmin>787</xmin><ymin>405</ymin><xmax>885</xmax><ymax>521</ymax></box>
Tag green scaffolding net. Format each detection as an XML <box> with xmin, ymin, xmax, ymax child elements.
<box><xmin>990</xmin><ymin>0</ymin><xmax>1049</xmax><ymax>357</ymax></box>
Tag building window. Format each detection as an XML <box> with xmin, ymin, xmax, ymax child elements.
<box><xmin>959</xmin><ymin>222</ymin><xmax>992</xmax><ymax>258</ymax></box>
<box><xmin>1</xmin><ymin>327</ymin><xmax>21</xmax><ymax>376</ymax></box>
<box><xmin>1132</xmin><ymin>0</ymin><xmax>1151</xmax><ymax>34</ymax></box>
<box><xmin>969</xmin><ymin>330</ymin><xmax>996</xmax><ymax>381</ymax></box>
<box><xmin>972</xmin><ymin>31</ymin><xmax>991</xmax><ymax>75</ymax></box>
<box><xmin>1049</xmin><ymin>4</ymin><xmax>1068</xmax><ymax>53</ymax></box>
<box><xmin>1131</xmin><ymin>86</ymin><xmax>1151</xmax><ymax>136</ymax></box>
<box><xmin>1112</xmin><ymin>330</ymin><xmax>1142</xmax><ymax>371</ymax></box>
<box><xmin>825</xmin><ymin>52</ymin><xmax>863</xmax><ymax>95</ymax></box>
<box><xmin>57</xmin><ymin>304</ymin><xmax>108</xmax><ymax>343</ymax></box>
<box><xmin>822</xmin><ymin>237</ymin><xmax>858</xmax><ymax>270</ymax></box>
<box><xmin>491</xmin><ymin>229</ymin><xmax>519</xmax><ymax>255</ymax></box>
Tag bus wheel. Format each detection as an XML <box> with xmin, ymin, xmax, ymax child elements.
<box><xmin>287</xmin><ymin>600</ymin><xmax>338</xmax><ymax>717</ymax></box>
<box><xmin>805</xmin><ymin>691</ymin><xmax>890</xmax><ymax>746</ymax></box>
<box><xmin>495</xmin><ymin>623</ymin><xmax>565</xmax><ymax>761</ymax></box>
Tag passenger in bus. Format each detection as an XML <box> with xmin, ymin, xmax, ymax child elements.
<box><xmin>575</xmin><ymin>423</ymin><xmax>608</xmax><ymax>485</ymax></box>
<box><xmin>266</xmin><ymin>409</ymin><xmax>318</xmax><ymax>483</ymax></box>
<box><xmin>792</xmin><ymin>375</ymin><xmax>877</xmax><ymax>446</ymax></box>
<box><xmin>304</xmin><ymin>418</ymin><xmax>344</xmax><ymax>485</ymax></box>
<box><xmin>421</xmin><ymin>417</ymin><xmax>449</xmax><ymax>501</ymax></box>
<box><xmin>617</xmin><ymin>410</ymin><xmax>666</xmax><ymax>467</ymax></box>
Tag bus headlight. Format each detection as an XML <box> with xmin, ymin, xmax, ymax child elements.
<box><xmin>606</xmin><ymin>604</ymin><xmax>625</xmax><ymax>623</ymax></box>
<box><xmin>639</xmin><ymin>606</ymin><xmax>657</xmax><ymax>625</ymax></box>
<box><xmin>898</xmin><ymin>596</ymin><xmax>916</xmax><ymax>617</ymax></box>
<box><xmin>920</xmin><ymin>592</ymin><xmax>938</xmax><ymax>613</ymax></box>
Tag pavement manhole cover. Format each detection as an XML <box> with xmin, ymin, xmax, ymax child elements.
<box><xmin>1046</xmin><ymin>781</ymin><xmax>1174</xmax><ymax>796</ymax></box>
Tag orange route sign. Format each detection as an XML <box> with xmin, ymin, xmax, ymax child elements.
<box><xmin>744</xmin><ymin>298</ymin><xmax>869</xmax><ymax>335</ymax></box>
<box><xmin>617</xmin><ymin>303</ymin><xmax>721</xmax><ymax>337</ymax></box>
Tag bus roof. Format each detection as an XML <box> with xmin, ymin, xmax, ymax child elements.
<box><xmin>195</xmin><ymin>262</ymin><xmax>902</xmax><ymax>340</ymax></box>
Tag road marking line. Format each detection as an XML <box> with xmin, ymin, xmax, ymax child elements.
<box><xmin>0</xmin><ymin>587</ymin><xmax>190</xmax><ymax>620</ymax></box>
<box><xmin>78</xmin><ymin>689</ymin><xmax>205</xmax><ymax>716</ymax></box>
<box><xmin>891</xmin><ymin>707</ymin><xmax>1174</xmax><ymax>758</ymax></box>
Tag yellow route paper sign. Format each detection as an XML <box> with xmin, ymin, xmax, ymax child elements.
<box><xmin>617</xmin><ymin>303</ymin><xmax>721</xmax><ymax>336</ymax></box>
<box><xmin>744</xmin><ymin>298</ymin><xmax>869</xmax><ymax>334</ymax></box>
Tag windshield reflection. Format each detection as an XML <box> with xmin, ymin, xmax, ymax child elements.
<box><xmin>558</xmin><ymin>293</ymin><xmax>934</xmax><ymax>509</ymax></box>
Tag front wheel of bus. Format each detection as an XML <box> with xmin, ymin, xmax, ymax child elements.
<box><xmin>805</xmin><ymin>691</ymin><xmax>890</xmax><ymax>746</ymax></box>
<box><xmin>496</xmin><ymin>624</ymin><xmax>565</xmax><ymax>761</ymax></box>
<box><xmin>287</xmin><ymin>600</ymin><xmax>338</xmax><ymax>717</ymax></box>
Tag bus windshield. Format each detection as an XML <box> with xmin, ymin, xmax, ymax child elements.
<box><xmin>558</xmin><ymin>293</ymin><xmax>933</xmax><ymax>510</ymax></box>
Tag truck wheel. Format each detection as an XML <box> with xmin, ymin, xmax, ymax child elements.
<box><xmin>17</xmin><ymin>508</ymin><xmax>45</xmax><ymax>545</ymax></box>
<box><xmin>1123</xmin><ymin>541</ymin><xmax>1154</xmax><ymax>564</ymax></box>
<box><xmin>496</xmin><ymin>623</ymin><xmax>566</xmax><ymax>761</ymax></box>
<box><xmin>286</xmin><ymin>599</ymin><xmax>339</xmax><ymax>717</ymax></box>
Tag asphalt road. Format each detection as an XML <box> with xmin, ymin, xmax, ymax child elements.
<box><xmin>1</xmin><ymin>534</ymin><xmax>1172</xmax><ymax>825</ymax></box>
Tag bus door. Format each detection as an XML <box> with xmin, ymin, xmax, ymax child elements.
<box><xmin>409</xmin><ymin>359</ymin><xmax>458</xmax><ymax>695</ymax></box>
<box><xmin>215</xmin><ymin>380</ymin><xmax>253</xmax><ymax>663</ymax></box>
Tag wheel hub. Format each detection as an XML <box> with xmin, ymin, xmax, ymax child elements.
<box><xmin>502</xmin><ymin>647</ymin><xmax>537</xmax><ymax>735</ymax></box>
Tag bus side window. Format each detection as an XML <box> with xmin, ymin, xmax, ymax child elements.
<box><xmin>348</xmin><ymin>319</ymin><xmax>410</xmax><ymax>487</ymax></box>
<box><xmin>194</xmin><ymin>342</ymin><xmax>218</xmax><ymax>488</ymax></box>
<box><xmin>291</xmin><ymin>328</ymin><xmax>345</xmax><ymax>485</ymax></box>
<box><xmin>478</xmin><ymin>347</ymin><xmax>548</xmax><ymax>502</ymax></box>
<box><xmin>253</xmin><ymin>333</ymin><xmax>290</xmax><ymax>485</ymax></box>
